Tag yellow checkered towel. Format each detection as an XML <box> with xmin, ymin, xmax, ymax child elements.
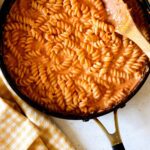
<box><xmin>0</xmin><ymin>72</ymin><xmax>75</xmax><ymax>150</ymax></box>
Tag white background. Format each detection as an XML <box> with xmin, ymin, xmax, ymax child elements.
<box><xmin>1</xmin><ymin>1</ymin><xmax>150</xmax><ymax>149</ymax></box>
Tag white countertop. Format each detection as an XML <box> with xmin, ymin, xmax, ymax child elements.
<box><xmin>0</xmin><ymin>1</ymin><xmax>150</xmax><ymax>149</ymax></box>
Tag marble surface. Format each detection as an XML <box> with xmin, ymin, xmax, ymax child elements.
<box><xmin>0</xmin><ymin>1</ymin><xmax>150</xmax><ymax>149</ymax></box>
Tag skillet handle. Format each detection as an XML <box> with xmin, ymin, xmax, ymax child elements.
<box><xmin>112</xmin><ymin>143</ymin><xmax>125</xmax><ymax>150</ymax></box>
<box><xmin>94</xmin><ymin>110</ymin><xmax>125</xmax><ymax>150</ymax></box>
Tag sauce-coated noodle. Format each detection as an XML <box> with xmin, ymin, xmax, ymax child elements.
<box><xmin>3</xmin><ymin>0</ymin><xmax>148</xmax><ymax>115</ymax></box>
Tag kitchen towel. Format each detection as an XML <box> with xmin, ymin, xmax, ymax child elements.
<box><xmin>0</xmin><ymin>73</ymin><xmax>75</xmax><ymax>150</ymax></box>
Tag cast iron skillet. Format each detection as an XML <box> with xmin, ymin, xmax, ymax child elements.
<box><xmin>0</xmin><ymin>0</ymin><xmax>150</xmax><ymax>149</ymax></box>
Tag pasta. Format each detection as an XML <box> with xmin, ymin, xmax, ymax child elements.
<box><xmin>3</xmin><ymin>0</ymin><xmax>149</xmax><ymax>116</ymax></box>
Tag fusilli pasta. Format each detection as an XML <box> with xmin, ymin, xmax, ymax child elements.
<box><xmin>3</xmin><ymin>0</ymin><xmax>149</xmax><ymax>116</ymax></box>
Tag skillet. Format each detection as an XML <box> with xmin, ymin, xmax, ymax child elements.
<box><xmin>0</xmin><ymin>0</ymin><xmax>150</xmax><ymax>149</ymax></box>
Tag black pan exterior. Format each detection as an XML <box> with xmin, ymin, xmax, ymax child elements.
<box><xmin>0</xmin><ymin>0</ymin><xmax>150</xmax><ymax>121</ymax></box>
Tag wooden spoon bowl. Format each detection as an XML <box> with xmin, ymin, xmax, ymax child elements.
<box><xmin>103</xmin><ymin>0</ymin><xmax>150</xmax><ymax>58</ymax></box>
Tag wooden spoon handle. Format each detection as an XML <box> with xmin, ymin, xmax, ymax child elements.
<box><xmin>126</xmin><ymin>25</ymin><xmax>150</xmax><ymax>58</ymax></box>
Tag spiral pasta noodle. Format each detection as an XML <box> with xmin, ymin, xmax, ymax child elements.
<box><xmin>3</xmin><ymin>0</ymin><xmax>149</xmax><ymax>116</ymax></box>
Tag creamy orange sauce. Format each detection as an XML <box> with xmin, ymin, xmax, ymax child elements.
<box><xmin>3</xmin><ymin>0</ymin><xmax>148</xmax><ymax>115</ymax></box>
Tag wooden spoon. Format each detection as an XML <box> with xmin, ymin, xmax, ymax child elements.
<box><xmin>103</xmin><ymin>0</ymin><xmax>150</xmax><ymax>58</ymax></box>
